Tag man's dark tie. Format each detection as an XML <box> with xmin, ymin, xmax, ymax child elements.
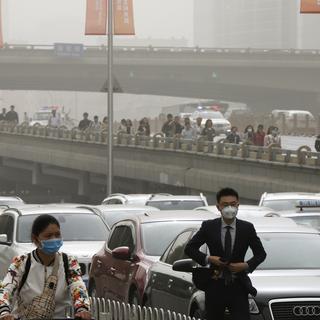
<box><xmin>224</xmin><ymin>226</ymin><xmax>232</xmax><ymax>285</ymax></box>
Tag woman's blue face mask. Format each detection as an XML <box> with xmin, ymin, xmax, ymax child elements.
<box><xmin>40</xmin><ymin>238</ymin><xmax>63</xmax><ymax>255</ymax></box>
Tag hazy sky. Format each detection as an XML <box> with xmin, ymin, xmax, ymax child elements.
<box><xmin>2</xmin><ymin>0</ymin><xmax>194</xmax><ymax>45</ymax></box>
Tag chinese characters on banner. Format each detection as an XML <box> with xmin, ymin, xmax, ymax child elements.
<box><xmin>85</xmin><ymin>0</ymin><xmax>107</xmax><ymax>35</ymax></box>
<box><xmin>300</xmin><ymin>0</ymin><xmax>320</xmax><ymax>13</ymax></box>
<box><xmin>0</xmin><ymin>0</ymin><xmax>3</xmax><ymax>48</ymax></box>
<box><xmin>114</xmin><ymin>0</ymin><xmax>135</xmax><ymax>35</ymax></box>
<box><xmin>85</xmin><ymin>0</ymin><xmax>135</xmax><ymax>35</ymax></box>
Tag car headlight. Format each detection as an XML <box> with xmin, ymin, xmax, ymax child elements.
<box><xmin>248</xmin><ymin>297</ymin><xmax>259</xmax><ymax>314</ymax></box>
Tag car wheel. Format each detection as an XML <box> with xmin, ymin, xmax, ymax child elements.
<box><xmin>129</xmin><ymin>289</ymin><xmax>140</xmax><ymax>306</ymax></box>
<box><xmin>88</xmin><ymin>279</ymin><xmax>97</xmax><ymax>298</ymax></box>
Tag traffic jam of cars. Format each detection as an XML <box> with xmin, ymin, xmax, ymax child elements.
<box><xmin>1</xmin><ymin>192</ymin><xmax>320</xmax><ymax>319</ymax></box>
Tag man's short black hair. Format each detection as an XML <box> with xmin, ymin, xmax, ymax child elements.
<box><xmin>216</xmin><ymin>187</ymin><xmax>239</xmax><ymax>203</ymax></box>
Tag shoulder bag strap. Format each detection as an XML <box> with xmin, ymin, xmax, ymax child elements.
<box><xmin>18</xmin><ymin>253</ymin><xmax>31</xmax><ymax>294</ymax></box>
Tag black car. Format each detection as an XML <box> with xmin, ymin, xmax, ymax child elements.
<box><xmin>144</xmin><ymin>217</ymin><xmax>320</xmax><ymax>319</ymax></box>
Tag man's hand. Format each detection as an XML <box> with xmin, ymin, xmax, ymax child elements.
<box><xmin>228</xmin><ymin>262</ymin><xmax>248</xmax><ymax>273</ymax></box>
<box><xmin>75</xmin><ymin>310</ymin><xmax>92</xmax><ymax>320</ymax></box>
<box><xmin>208</xmin><ymin>256</ymin><xmax>227</xmax><ymax>268</ymax></box>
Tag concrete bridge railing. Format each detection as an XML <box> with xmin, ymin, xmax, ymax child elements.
<box><xmin>0</xmin><ymin>122</ymin><xmax>319</xmax><ymax>168</ymax></box>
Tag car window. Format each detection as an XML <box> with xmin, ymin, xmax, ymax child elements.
<box><xmin>146</xmin><ymin>200</ymin><xmax>205</xmax><ymax>210</ymax></box>
<box><xmin>165</xmin><ymin>231</ymin><xmax>192</xmax><ymax>265</ymax></box>
<box><xmin>0</xmin><ymin>215</ymin><xmax>14</xmax><ymax>242</ymax></box>
<box><xmin>246</xmin><ymin>233</ymin><xmax>320</xmax><ymax>269</ymax></box>
<box><xmin>106</xmin><ymin>199</ymin><xmax>123</xmax><ymax>205</ymax></box>
<box><xmin>141</xmin><ymin>221</ymin><xmax>202</xmax><ymax>256</ymax></box>
<box><xmin>17</xmin><ymin>213</ymin><xmax>109</xmax><ymax>242</ymax></box>
<box><xmin>108</xmin><ymin>225</ymin><xmax>135</xmax><ymax>252</ymax></box>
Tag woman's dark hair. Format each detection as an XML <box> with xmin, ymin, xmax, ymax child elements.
<box><xmin>216</xmin><ymin>188</ymin><xmax>239</xmax><ymax>203</ymax></box>
<box><xmin>244</xmin><ymin>125</ymin><xmax>254</xmax><ymax>133</ymax></box>
<box><xmin>204</xmin><ymin>119</ymin><xmax>213</xmax><ymax>128</ymax></box>
<box><xmin>31</xmin><ymin>214</ymin><xmax>60</xmax><ymax>237</ymax></box>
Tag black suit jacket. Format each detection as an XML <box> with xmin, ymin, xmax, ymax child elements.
<box><xmin>185</xmin><ymin>218</ymin><xmax>266</xmax><ymax>273</ymax></box>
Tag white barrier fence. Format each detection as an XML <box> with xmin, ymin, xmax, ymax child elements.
<box><xmin>89</xmin><ymin>298</ymin><xmax>197</xmax><ymax>320</ymax></box>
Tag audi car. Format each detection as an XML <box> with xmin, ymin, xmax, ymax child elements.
<box><xmin>144</xmin><ymin>217</ymin><xmax>320</xmax><ymax>320</ymax></box>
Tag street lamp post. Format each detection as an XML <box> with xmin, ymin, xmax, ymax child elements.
<box><xmin>107</xmin><ymin>0</ymin><xmax>114</xmax><ymax>195</ymax></box>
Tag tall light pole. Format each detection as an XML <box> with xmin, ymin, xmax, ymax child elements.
<box><xmin>107</xmin><ymin>0</ymin><xmax>114</xmax><ymax>195</ymax></box>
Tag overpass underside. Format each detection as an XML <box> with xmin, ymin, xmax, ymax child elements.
<box><xmin>1</xmin><ymin>48</ymin><xmax>320</xmax><ymax>112</ymax></box>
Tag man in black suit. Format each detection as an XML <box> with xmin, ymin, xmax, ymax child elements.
<box><xmin>185</xmin><ymin>188</ymin><xmax>266</xmax><ymax>320</ymax></box>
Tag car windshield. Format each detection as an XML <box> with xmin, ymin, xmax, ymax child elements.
<box><xmin>146</xmin><ymin>200</ymin><xmax>205</xmax><ymax>210</ymax></box>
<box><xmin>262</xmin><ymin>199</ymin><xmax>318</xmax><ymax>211</ymax></box>
<box><xmin>287</xmin><ymin>216</ymin><xmax>320</xmax><ymax>231</ymax></box>
<box><xmin>141</xmin><ymin>221</ymin><xmax>201</xmax><ymax>256</ymax></box>
<box><xmin>247</xmin><ymin>233</ymin><xmax>320</xmax><ymax>269</ymax></box>
<box><xmin>17</xmin><ymin>213</ymin><xmax>109</xmax><ymax>242</ymax></box>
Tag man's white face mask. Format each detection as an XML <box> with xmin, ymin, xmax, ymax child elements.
<box><xmin>221</xmin><ymin>206</ymin><xmax>238</xmax><ymax>220</ymax></box>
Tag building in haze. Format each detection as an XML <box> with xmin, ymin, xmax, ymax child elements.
<box><xmin>194</xmin><ymin>0</ymin><xmax>300</xmax><ymax>49</ymax></box>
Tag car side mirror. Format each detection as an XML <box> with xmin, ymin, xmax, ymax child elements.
<box><xmin>112</xmin><ymin>246</ymin><xmax>131</xmax><ymax>260</ymax></box>
<box><xmin>172</xmin><ymin>259</ymin><xmax>196</xmax><ymax>272</ymax></box>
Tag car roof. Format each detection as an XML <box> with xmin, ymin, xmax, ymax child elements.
<box><xmin>112</xmin><ymin>210</ymin><xmax>298</xmax><ymax>229</ymax></box>
<box><xmin>0</xmin><ymin>196</ymin><xmax>24</xmax><ymax>202</ymax></box>
<box><xmin>178</xmin><ymin>217</ymin><xmax>315</xmax><ymax>234</ymax></box>
<box><xmin>116</xmin><ymin>210</ymin><xmax>214</xmax><ymax>224</ymax></box>
<box><xmin>262</xmin><ymin>192</ymin><xmax>320</xmax><ymax>201</ymax></box>
<box><xmin>147</xmin><ymin>195</ymin><xmax>205</xmax><ymax>202</ymax></box>
<box><xmin>94</xmin><ymin>204</ymin><xmax>160</xmax><ymax>212</ymax></box>
<box><xmin>3</xmin><ymin>206</ymin><xmax>100</xmax><ymax>216</ymax></box>
<box><xmin>281</xmin><ymin>212</ymin><xmax>320</xmax><ymax>217</ymax></box>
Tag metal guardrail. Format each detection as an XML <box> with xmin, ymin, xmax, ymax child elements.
<box><xmin>0</xmin><ymin>122</ymin><xmax>319</xmax><ymax>168</ymax></box>
<box><xmin>2</xmin><ymin>43</ymin><xmax>320</xmax><ymax>56</ymax></box>
<box><xmin>90</xmin><ymin>297</ymin><xmax>197</xmax><ymax>320</ymax></box>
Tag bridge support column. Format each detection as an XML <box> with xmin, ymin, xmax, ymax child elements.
<box><xmin>32</xmin><ymin>163</ymin><xmax>42</xmax><ymax>185</ymax></box>
<box><xmin>78</xmin><ymin>172</ymin><xmax>90</xmax><ymax>196</ymax></box>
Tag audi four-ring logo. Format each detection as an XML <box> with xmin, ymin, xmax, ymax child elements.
<box><xmin>293</xmin><ymin>305</ymin><xmax>320</xmax><ymax>316</ymax></box>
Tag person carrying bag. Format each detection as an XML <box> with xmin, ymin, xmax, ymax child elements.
<box><xmin>0</xmin><ymin>214</ymin><xmax>91</xmax><ymax>320</ymax></box>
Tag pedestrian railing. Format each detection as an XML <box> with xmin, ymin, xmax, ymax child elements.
<box><xmin>0</xmin><ymin>122</ymin><xmax>319</xmax><ymax>168</ymax></box>
<box><xmin>89</xmin><ymin>297</ymin><xmax>197</xmax><ymax>320</ymax></box>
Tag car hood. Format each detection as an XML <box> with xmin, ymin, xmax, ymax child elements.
<box><xmin>251</xmin><ymin>270</ymin><xmax>320</xmax><ymax>300</ymax></box>
<box><xmin>15</xmin><ymin>241</ymin><xmax>105</xmax><ymax>259</ymax></box>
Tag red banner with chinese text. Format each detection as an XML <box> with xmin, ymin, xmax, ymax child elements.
<box><xmin>85</xmin><ymin>0</ymin><xmax>108</xmax><ymax>35</ymax></box>
<box><xmin>113</xmin><ymin>0</ymin><xmax>135</xmax><ymax>35</ymax></box>
<box><xmin>300</xmin><ymin>0</ymin><xmax>320</xmax><ymax>13</ymax></box>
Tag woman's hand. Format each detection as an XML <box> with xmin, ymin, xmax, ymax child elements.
<box><xmin>75</xmin><ymin>310</ymin><xmax>92</xmax><ymax>320</ymax></box>
<box><xmin>0</xmin><ymin>314</ymin><xmax>14</xmax><ymax>320</ymax></box>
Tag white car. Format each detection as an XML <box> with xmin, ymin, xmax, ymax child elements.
<box><xmin>0</xmin><ymin>206</ymin><xmax>110</xmax><ymax>286</ymax></box>
<box><xmin>259</xmin><ymin>192</ymin><xmax>320</xmax><ymax>212</ymax></box>
<box><xmin>190</xmin><ymin>108</ymin><xmax>231</xmax><ymax>134</ymax></box>
<box><xmin>146</xmin><ymin>194</ymin><xmax>208</xmax><ymax>210</ymax></box>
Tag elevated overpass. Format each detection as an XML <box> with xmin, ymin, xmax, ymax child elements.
<box><xmin>0</xmin><ymin>123</ymin><xmax>318</xmax><ymax>202</ymax></box>
<box><xmin>1</xmin><ymin>45</ymin><xmax>320</xmax><ymax>110</ymax></box>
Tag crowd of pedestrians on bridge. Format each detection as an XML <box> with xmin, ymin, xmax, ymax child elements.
<box><xmin>159</xmin><ymin>113</ymin><xmax>283</xmax><ymax>148</ymax></box>
<box><xmin>1</xmin><ymin>107</ymin><xmax>320</xmax><ymax>151</ymax></box>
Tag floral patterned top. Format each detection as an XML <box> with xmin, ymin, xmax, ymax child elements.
<box><xmin>0</xmin><ymin>251</ymin><xmax>90</xmax><ymax>318</ymax></box>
